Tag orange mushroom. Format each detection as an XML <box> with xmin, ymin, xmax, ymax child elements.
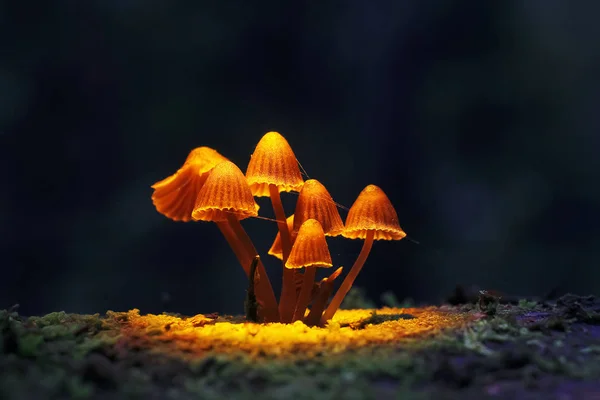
<box><xmin>320</xmin><ymin>185</ymin><xmax>406</xmax><ymax>324</ymax></box>
<box><xmin>245</xmin><ymin>132</ymin><xmax>304</xmax><ymax>197</ymax></box>
<box><xmin>286</xmin><ymin>219</ymin><xmax>333</xmax><ymax>322</ymax></box>
<box><xmin>286</xmin><ymin>219</ymin><xmax>332</xmax><ymax>269</ymax></box>
<box><xmin>292</xmin><ymin>179</ymin><xmax>344</xmax><ymax>236</ymax></box>
<box><xmin>151</xmin><ymin>147</ymin><xmax>229</xmax><ymax>221</ymax></box>
<box><xmin>192</xmin><ymin>160</ymin><xmax>279</xmax><ymax>322</ymax></box>
<box><xmin>291</xmin><ymin>180</ymin><xmax>343</xmax><ymax>320</ymax></box>
<box><xmin>267</xmin><ymin>215</ymin><xmax>297</xmax><ymax>260</ymax></box>
<box><xmin>245</xmin><ymin>131</ymin><xmax>304</xmax><ymax>323</ymax></box>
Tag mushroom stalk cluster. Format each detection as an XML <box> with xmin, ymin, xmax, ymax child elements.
<box><xmin>151</xmin><ymin>132</ymin><xmax>406</xmax><ymax>325</ymax></box>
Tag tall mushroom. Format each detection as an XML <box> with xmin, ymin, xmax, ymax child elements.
<box><xmin>245</xmin><ymin>131</ymin><xmax>304</xmax><ymax>323</ymax></box>
<box><xmin>291</xmin><ymin>179</ymin><xmax>344</xmax><ymax>320</ymax></box>
<box><xmin>285</xmin><ymin>219</ymin><xmax>333</xmax><ymax>321</ymax></box>
<box><xmin>151</xmin><ymin>147</ymin><xmax>229</xmax><ymax>221</ymax></box>
<box><xmin>320</xmin><ymin>184</ymin><xmax>406</xmax><ymax>324</ymax></box>
<box><xmin>192</xmin><ymin>160</ymin><xmax>279</xmax><ymax>322</ymax></box>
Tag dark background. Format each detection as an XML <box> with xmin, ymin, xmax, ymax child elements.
<box><xmin>1</xmin><ymin>1</ymin><xmax>599</xmax><ymax>317</ymax></box>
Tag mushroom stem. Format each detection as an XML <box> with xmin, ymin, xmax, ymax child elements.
<box><xmin>321</xmin><ymin>230</ymin><xmax>375</xmax><ymax>324</ymax></box>
<box><xmin>292</xmin><ymin>266</ymin><xmax>316</xmax><ymax>321</ymax></box>
<box><xmin>224</xmin><ymin>214</ymin><xmax>280</xmax><ymax>323</ymax></box>
<box><xmin>215</xmin><ymin>221</ymin><xmax>252</xmax><ymax>276</ymax></box>
<box><xmin>268</xmin><ymin>184</ymin><xmax>296</xmax><ymax>323</ymax></box>
<box><xmin>245</xmin><ymin>255</ymin><xmax>261</xmax><ymax>322</ymax></box>
<box><xmin>305</xmin><ymin>266</ymin><xmax>343</xmax><ymax>327</ymax></box>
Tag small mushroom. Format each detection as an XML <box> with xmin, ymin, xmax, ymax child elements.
<box><xmin>192</xmin><ymin>160</ymin><xmax>279</xmax><ymax>322</ymax></box>
<box><xmin>320</xmin><ymin>185</ymin><xmax>406</xmax><ymax>324</ymax></box>
<box><xmin>286</xmin><ymin>219</ymin><xmax>332</xmax><ymax>269</ymax></box>
<box><xmin>151</xmin><ymin>147</ymin><xmax>229</xmax><ymax>221</ymax></box>
<box><xmin>291</xmin><ymin>180</ymin><xmax>343</xmax><ymax>320</ymax></box>
<box><xmin>292</xmin><ymin>179</ymin><xmax>344</xmax><ymax>236</ymax></box>
<box><xmin>285</xmin><ymin>219</ymin><xmax>333</xmax><ymax>322</ymax></box>
<box><xmin>245</xmin><ymin>131</ymin><xmax>304</xmax><ymax>322</ymax></box>
<box><xmin>268</xmin><ymin>216</ymin><xmax>311</xmax><ymax>314</ymax></box>
<box><xmin>192</xmin><ymin>160</ymin><xmax>259</xmax><ymax>222</ymax></box>
<box><xmin>245</xmin><ymin>132</ymin><xmax>304</xmax><ymax>197</ymax></box>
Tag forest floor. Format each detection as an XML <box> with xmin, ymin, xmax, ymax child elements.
<box><xmin>1</xmin><ymin>291</ymin><xmax>600</xmax><ymax>400</ymax></box>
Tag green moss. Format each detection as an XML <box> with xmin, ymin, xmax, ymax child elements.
<box><xmin>342</xmin><ymin>310</ymin><xmax>416</xmax><ymax>330</ymax></box>
<box><xmin>72</xmin><ymin>335</ymin><xmax>119</xmax><ymax>360</ymax></box>
<box><xmin>30</xmin><ymin>311</ymin><xmax>69</xmax><ymax>326</ymax></box>
<box><xmin>2</xmin><ymin>294</ymin><xmax>600</xmax><ymax>399</ymax></box>
<box><xmin>40</xmin><ymin>324</ymin><xmax>72</xmax><ymax>339</ymax></box>
<box><xmin>340</xmin><ymin>288</ymin><xmax>376</xmax><ymax>309</ymax></box>
<box><xmin>65</xmin><ymin>377</ymin><xmax>94</xmax><ymax>399</ymax></box>
<box><xmin>518</xmin><ymin>299</ymin><xmax>538</xmax><ymax>310</ymax></box>
<box><xmin>380</xmin><ymin>291</ymin><xmax>414</xmax><ymax>308</ymax></box>
<box><xmin>17</xmin><ymin>333</ymin><xmax>44</xmax><ymax>357</ymax></box>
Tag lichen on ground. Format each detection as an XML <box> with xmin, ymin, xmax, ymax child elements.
<box><xmin>1</xmin><ymin>294</ymin><xmax>600</xmax><ymax>399</ymax></box>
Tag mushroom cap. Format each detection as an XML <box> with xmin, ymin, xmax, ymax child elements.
<box><xmin>151</xmin><ymin>147</ymin><xmax>229</xmax><ymax>222</ymax></box>
<box><xmin>267</xmin><ymin>214</ymin><xmax>296</xmax><ymax>260</ymax></box>
<box><xmin>293</xmin><ymin>179</ymin><xmax>344</xmax><ymax>237</ymax></box>
<box><xmin>285</xmin><ymin>219</ymin><xmax>333</xmax><ymax>269</ymax></box>
<box><xmin>245</xmin><ymin>131</ymin><xmax>304</xmax><ymax>197</ymax></box>
<box><xmin>342</xmin><ymin>184</ymin><xmax>406</xmax><ymax>241</ymax></box>
<box><xmin>191</xmin><ymin>161</ymin><xmax>259</xmax><ymax>222</ymax></box>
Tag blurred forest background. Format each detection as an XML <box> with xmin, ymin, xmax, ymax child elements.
<box><xmin>1</xmin><ymin>1</ymin><xmax>599</xmax><ymax>316</ymax></box>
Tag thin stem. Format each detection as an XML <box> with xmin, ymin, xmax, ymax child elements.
<box><xmin>321</xmin><ymin>230</ymin><xmax>375</xmax><ymax>324</ymax></box>
<box><xmin>269</xmin><ymin>184</ymin><xmax>296</xmax><ymax>323</ymax></box>
<box><xmin>244</xmin><ymin>255</ymin><xmax>260</xmax><ymax>322</ymax></box>
<box><xmin>216</xmin><ymin>221</ymin><xmax>252</xmax><ymax>276</ymax></box>
<box><xmin>304</xmin><ymin>266</ymin><xmax>343</xmax><ymax>327</ymax></box>
<box><xmin>225</xmin><ymin>214</ymin><xmax>280</xmax><ymax>322</ymax></box>
<box><xmin>268</xmin><ymin>185</ymin><xmax>292</xmax><ymax>260</ymax></box>
<box><xmin>292</xmin><ymin>266</ymin><xmax>316</xmax><ymax>321</ymax></box>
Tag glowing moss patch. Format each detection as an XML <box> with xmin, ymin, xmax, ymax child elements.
<box><xmin>116</xmin><ymin>307</ymin><xmax>472</xmax><ymax>360</ymax></box>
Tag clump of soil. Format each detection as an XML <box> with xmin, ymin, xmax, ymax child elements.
<box><xmin>2</xmin><ymin>294</ymin><xmax>600</xmax><ymax>399</ymax></box>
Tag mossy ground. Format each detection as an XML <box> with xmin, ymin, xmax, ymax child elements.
<box><xmin>1</xmin><ymin>293</ymin><xmax>600</xmax><ymax>400</ymax></box>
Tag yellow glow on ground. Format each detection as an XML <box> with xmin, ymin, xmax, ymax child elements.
<box><xmin>110</xmin><ymin>307</ymin><xmax>473</xmax><ymax>359</ymax></box>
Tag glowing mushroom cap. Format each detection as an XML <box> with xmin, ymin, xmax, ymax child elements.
<box><xmin>267</xmin><ymin>214</ymin><xmax>296</xmax><ymax>260</ymax></box>
<box><xmin>191</xmin><ymin>161</ymin><xmax>259</xmax><ymax>222</ymax></box>
<box><xmin>342</xmin><ymin>184</ymin><xmax>406</xmax><ymax>240</ymax></box>
<box><xmin>285</xmin><ymin>219</ymin><xmax>333</xmax><ymax>269</ymax></box>
<box><xmin>245</xmin><ymin>131</ymin><xmax>304</xmax><ymax>197</ymax></box>
<box><xmin>151</xmin><ymin>147</ymin><xmax>229</xmax><ymax>222</ymax></box>
<box><xmin>293</xmin><ymin>179</ymin><xmax>344</xmax><ymax>237</ymax></box>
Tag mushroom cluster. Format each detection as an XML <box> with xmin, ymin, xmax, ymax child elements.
<box><xmin>151</xmin><ymin>132</ymin><xmax>406</xmax><ymax>325</ymax></box>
